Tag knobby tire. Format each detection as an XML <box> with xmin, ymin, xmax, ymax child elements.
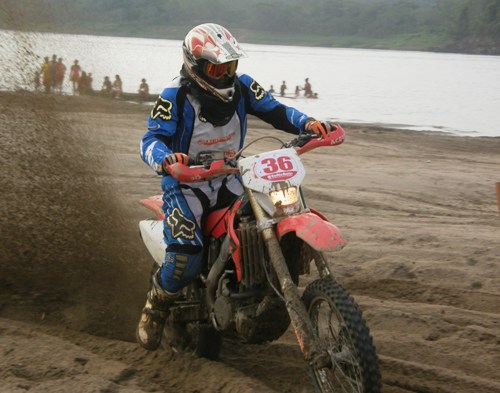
<box><xmin>302</xmin><ymin>277</ymin><xmax>381</xmax><ymax>393</ymax></box>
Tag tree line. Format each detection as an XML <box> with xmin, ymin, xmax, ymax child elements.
<box><xmin>2</xmin><ymin>0</ymin><xmax>499</xmax><ymax>54</ymax></box>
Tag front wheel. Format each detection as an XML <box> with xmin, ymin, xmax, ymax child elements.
<box><xmin>302</xmin><ymin>278</ymin><xmax>381</xmax><ymax>393</ymax></box>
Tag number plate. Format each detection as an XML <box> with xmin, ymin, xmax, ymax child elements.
<box><xmin>239</xmin><ymin>148</ymin><xmax>305</xmax><ymax>193</ymax></box>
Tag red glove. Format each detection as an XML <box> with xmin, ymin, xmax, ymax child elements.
<box><xmin>163</xmin><ymin>153</ymin><xmax>189</xmax><ymax>169</ymax></box>
<box><xmin>304</xmin><ymin>118</ymin><xmax>336</xmax><ymax>138</ymax></box>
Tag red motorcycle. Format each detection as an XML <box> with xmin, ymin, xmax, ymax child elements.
<box><xmin>139</xmin><ymin>125</ymin><xmax>381</xmax><ymax>392</ymax></box>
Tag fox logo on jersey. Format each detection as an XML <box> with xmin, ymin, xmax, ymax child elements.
<box><xmin>250</xmin><ymin>80</ymin><xmax>266</xmax><ymax>100</ymax></box>
<box><xmin>167</xmin><ymin>208</ymin><xmax>196</xmax><ymax>239</ymax></box>
<box><xmin>151</xmin><ymin>97</ymin><xmax>173</xmax><ymax>121</ymax></box>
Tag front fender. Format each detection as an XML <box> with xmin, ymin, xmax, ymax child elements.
<box><xmin>276</xmin><ymin>212</ymin><xmax>346</xmax><ymax>252</ymax></box>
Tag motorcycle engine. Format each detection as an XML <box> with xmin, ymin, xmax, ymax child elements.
<box><xmin>211</xmin><ymin>218</ymin><xmax>294</xmax><ymax>342</ymax></box>
<box><xmin>235</xmin><ymin>295</ymin><xmax>290</xmax><ymax>343</ymax></box>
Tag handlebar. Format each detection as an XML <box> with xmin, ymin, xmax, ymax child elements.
<box><xmin>164</xmin><ymin>124</ymin><xmax>346</xmax><ymax>183</ymax></box>
<box><xmin>166</xmin><ymin>159</ymin><xmax>239</xmax><ymax>182</ymax></box>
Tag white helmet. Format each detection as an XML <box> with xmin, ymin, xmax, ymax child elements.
<box><xmin>182</xmin><ymin>23</ymin><xmax>247</xmax><ymax>102</ymax></box>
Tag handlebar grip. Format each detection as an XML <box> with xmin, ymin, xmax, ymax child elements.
<box><xmin>296</xmin><ymin>124</ymin><xmax>345</xmax><ymax>155</ymax></box>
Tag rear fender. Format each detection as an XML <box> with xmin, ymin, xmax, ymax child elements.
<box><xmin>139</xmin><ymin>195</ymin><xmax>164</xmax><ymax>220</ymax></box>
<box><xmin>276</xmin><ymin>212</ymin><xmax>346</xmax><ymax>251</ymax></box>
<box><xmin>139</xmin><ymin>219</ymin><xmax>165</xmax><ymax>265</ymax></box>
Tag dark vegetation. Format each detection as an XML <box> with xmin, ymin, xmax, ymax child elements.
<box><xmin>1</xmin><ymin>0</ymin><xmax>499</xmax><ymax>54</ymax></box>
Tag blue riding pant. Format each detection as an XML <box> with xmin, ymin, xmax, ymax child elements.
<box><xmin>159</xmin><ymin>174</ymin><xmax>243</xmax><ymax>293</ymax></box>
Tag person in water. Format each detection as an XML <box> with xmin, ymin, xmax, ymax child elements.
<box><xmin>280</xmin><ymin>80</ymin><xmax>287</xmax><ymax>96</ymax></box>
<box><xmin>304</xmin><ymin>78</ymin><xmax>312</xmax><ymax>97</ymax></box>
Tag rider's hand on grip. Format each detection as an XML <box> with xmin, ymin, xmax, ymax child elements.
<box><xmin>163</xmin><ymin>152</ymin><xmax>189</xmax><ymax>170</ymax></box>
<box><xmin>305</xmin><ymin>118</ymin><xmax>336</xmax><ymax>138</ymax></box>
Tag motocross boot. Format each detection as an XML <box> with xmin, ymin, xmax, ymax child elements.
<box><xmin>136</xmin><ymin>274</ymin><xmax>178</xmax><ymax>351</ymax></box>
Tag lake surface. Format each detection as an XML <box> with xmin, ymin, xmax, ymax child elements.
<box><xmin>1</xmin><ymin>29</ymin><xmax>500</xmax><ymax>137</ymax></box>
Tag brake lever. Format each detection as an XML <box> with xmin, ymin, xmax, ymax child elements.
<box><xmin>284</xmin><ymin>133</ymin><xmax>316</xmax><ymax>148</ymax></box>
<box><xmin>224</xmin><ymin>156</ymin><xmax>239</xmax><ymax>168</ymax></box>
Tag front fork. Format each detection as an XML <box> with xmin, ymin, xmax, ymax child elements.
<box><xmin>246</xmin><ymin>189</ymin><xmax>329</xmax><ymax>368</ymax></box>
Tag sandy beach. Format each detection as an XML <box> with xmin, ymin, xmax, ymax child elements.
<box><xmin>1</xmin><ymin>91</ymin><xmax>499</xmax><ymax>393</ymax></box>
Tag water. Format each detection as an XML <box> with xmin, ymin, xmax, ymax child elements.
<box><xmin>1</xmin><ymin>29</ymin><xmax>500</xmax><ymax>137</ymax></box>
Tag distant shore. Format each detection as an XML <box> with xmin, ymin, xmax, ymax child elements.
<box><xmin>3</xmin><ymin>89</ymin><xmax>498</xmax><ymax>139</ymax></box>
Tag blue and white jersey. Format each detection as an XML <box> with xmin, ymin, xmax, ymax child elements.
<box><xmin>140</xmin><ymin>73</ymin><xmax>311</xmax><ymax>175</ymax></box>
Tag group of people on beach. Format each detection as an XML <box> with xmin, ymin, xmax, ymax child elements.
<box><xmin>35</xmin><ymin>56</ymin><xmax>94</xmax><ymax>95</ymax></box>
<box><xmin>35</xmin><ymin>57</ymin><xmax>150</xmax><ymax>102</ymax></box>
<box><xmin>100</xmin><ymin>75</ymin><xmax>123</xmax><ymax>99</ymax></box>
<box><xmin>35</xmin><ymin>55</ymin><xmax>67</xmax><ymax>94</ymax></box>
<box><xmin>269</xmin><ymin>78</ymin><xmax>317</xmax><ymax>98</ymax></box>
<box><xmin>35</xmin><ymin>56</ymin><xmax>314</xmax><ymax>103</ymax></box>
<box><xmin>100</xmin><ymin>76</ymin><xmax>150</xmax><ymax>101</ymax></box>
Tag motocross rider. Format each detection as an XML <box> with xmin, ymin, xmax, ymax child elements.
<box><xmin>137</xmin><ymin>23</ymin><xmax>336</xmax><ymax>350</ymax></box>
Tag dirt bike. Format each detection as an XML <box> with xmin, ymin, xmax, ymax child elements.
<box><xmin>139</xmin><ymin>125</ymin><xmax>381</xmax><ymax>392</ymax></box>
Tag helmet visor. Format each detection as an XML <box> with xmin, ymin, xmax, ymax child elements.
<box><xmin>204</xmin><ymin>60</ymin><xmax>238</xmax><ymax>80</ymax></box>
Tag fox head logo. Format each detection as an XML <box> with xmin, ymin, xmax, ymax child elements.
<box><xmin>151</xmin><ymin>97</ymin><xmax>173</xmax><ymax>121</ymax></box>
<box><xmin>250</xmin><ymin>80</ymin><xmax>266</xmax><ymax>100</ymax></box>
<box><xmin>167</xmin><ymin>208</ymin><xmax>196</xmax><ymax>239</ymax></box>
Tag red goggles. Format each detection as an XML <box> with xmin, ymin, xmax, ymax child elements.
<box><xmin>204</xmin><ymin>61</ymin><xmax>237</xmax><ymax>80</ymax></box>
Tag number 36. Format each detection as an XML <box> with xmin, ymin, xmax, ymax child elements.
<box><xmin>261</xmin><ymin>156</ymin><xmax>294</xmax><ymax>173</ymax></box>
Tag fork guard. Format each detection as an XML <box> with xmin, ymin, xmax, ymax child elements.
<box><xmin>276</xmin><ymin>212</ymin><xmax>346</xmax><ymax>251</ymax></box>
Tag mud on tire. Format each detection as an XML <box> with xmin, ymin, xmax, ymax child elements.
<box><xmin>302</xmin><ymin>277</ymin><xmax>381</xmax><ymax>393</ymax></box>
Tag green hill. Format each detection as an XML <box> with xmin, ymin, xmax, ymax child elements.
<box><xmin>1</xmin><ymin>0</ymin><xmax>499</xmax><ymax>54</ymax></box>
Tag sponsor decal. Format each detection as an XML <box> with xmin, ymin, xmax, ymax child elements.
<box><xmin>250</xmin><ymin>80</ymin><xmax>266</xmax><ymax>100</ymax></box>
<box><xmin>198</xmin><ymin>131</ymin><xmax>236</xmax><ymax>146</ymax></box>
<box><xmin>151</xmin><ymin>97</ymin><xmax>173</xmax><ymax>121</ymax></box>
<box><xmin>330</xmin><ymin>134</ymin><xmax>345</xmax><ymax>145</ymax></box>
<box><xmin>260</xmin><ymin>171</ymin><xmax>297</xmax><ymax>181</ymax></box>
<box><xmin>167</xmin><ymin>208</ymin><xmax>196</xmax><ymax>239</ymax></box>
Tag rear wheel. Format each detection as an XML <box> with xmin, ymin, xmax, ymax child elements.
<box><xmin>162</xmin><ymin>319</ymin><xmax>222</xmax><ymax>360</ymax></box>
<box><xmin>302</xmin><ymin>278</ymin><xmax>381</xmax><ymax>393</ymax></box>
<box><xmin>162</xmin><ymin>281</ymin><xmax>223</xmax><ymax>360</ymax></box>
<box><xmin>188</xmin><ymin>321</ymin><xmax>222</xmax><ymax>359</ymax></box>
